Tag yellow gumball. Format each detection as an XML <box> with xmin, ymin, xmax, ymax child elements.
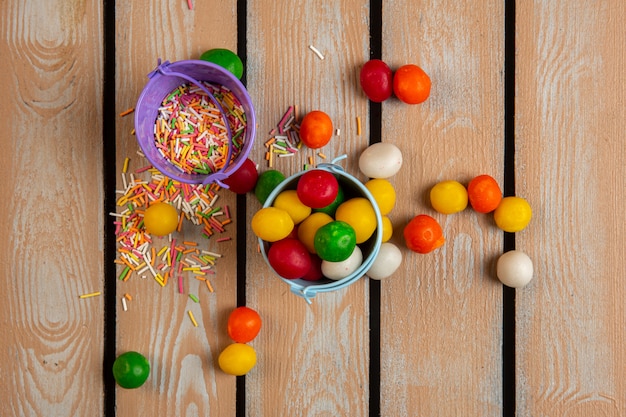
<box><xmin>143</xmin><ymin>202</ymin><xmax>179</xmax><ymax>236</ymax></box>
<box><xmin>251</xmin><ymin>207</ymin><xmax>294</xmax><ymax>242</ymax></box>
<box><xmin>365</xmin><ymin>179</ymin><xmax>396</xmax><ymax>215</ymax></box>
<box><xmin>381</xmin><ymin>215</ymin><xmax>393</xmax><ymax>242</ymax></box>
<box><xmin>272</xmin><ymin>190</ymin><xmax>311</xmax><ymax>224</ymax></box>
<box><xmin>335</xmin><ymin>197</ymin><xmax>377</xmax><ymax>244</ymax></box>
<box><xmin>494</xmin><ymin>196</ymin><xmax>532</xmax><ymax>232</ymax></box>
<box><xmin>218</xmin><ymin>343</ymin><xmax>257</xmax><ymax>376</ymax></box>
<box><xmin>430</xmin><ymin>180</ymin><xmax>468</xmax><ymax>214</ymax></box>
<box><xmin>297</xmin><ymin>212</ymin><xmax>333</xmax><ymax>253</ymax></box>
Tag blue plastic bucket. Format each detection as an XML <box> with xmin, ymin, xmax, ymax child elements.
<box><xmin>259</xmin><ymin>160</ymin><xmax>383</xmax><ymax>303</ymax></box>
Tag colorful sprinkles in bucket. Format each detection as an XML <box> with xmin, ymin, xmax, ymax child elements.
<box><xmin>154</xmin><ymin>81</ymin><xmax>247</xmax><ymax>176</ymax></box>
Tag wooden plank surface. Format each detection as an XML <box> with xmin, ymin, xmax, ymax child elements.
<box><xmin>0</xmin><ymin>0</ymin><xmax>105</xmax><ymax>416</ymax></box>
<box><xmin>380</xmin><ymin>1</ymin><xmax>506</xmax><ymax>415</ymax></box>
<box><xmin>515</xmin><ymin>1</ymin><xmax>626</xmax><ymax>415</ymax></box>
<box><xmin>113</xmin><ymin>1</ymin><xmax>239</xmax><ymax>416</ymax></box>
<box><xmin>245</xmin><ymin>1</ymin><xmax>372</xmax><ymax>415</ymax></box>
<box><xmin>1</xmin><ymin>0</ymin><xmax>625</xmax><ymax>416</ymax></box>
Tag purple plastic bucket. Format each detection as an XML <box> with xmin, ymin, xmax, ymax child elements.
<box><xmin>134</xmin><ymin>59</ymin><xmax>256</xmax><ymax>186</ymax></box>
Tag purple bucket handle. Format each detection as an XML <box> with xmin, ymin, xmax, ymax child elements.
<box><xmin>136</xmin><ymin>59</ymin><xmax>256</xmax><ymax>187</ymax></box>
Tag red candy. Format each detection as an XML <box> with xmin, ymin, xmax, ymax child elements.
<box><xmin>267</xmin><ymin>238</ymin><xmax>312</xmax><ymax>279</ymax></box>
<box><xmin>296</xmin><ymin>169</ymin><xmax>339</xmax><ymax>209</ymax></box>
<box><xmin>223</xmin><ymin>158</ymin><xmax>258</xmax><ymax>194</ymax></box>
<box><xmin>359</xmin><ymin>59</ymin><xmax>393</xmax><ymax>102</ymax></box>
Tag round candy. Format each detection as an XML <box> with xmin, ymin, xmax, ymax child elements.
<box><xmin>299</xmin><ymin>110</ymin><xmax>333</xmax><ymax>149</ymax></box>
<box><xmin>403</xmin><ymin>214</ymin><xmax>445</xmax><ymax>254</ymax></box>
<box><xmin>312</xmin><ymin>184</ymin><xmax>344</xmax><ymax>217</ymax></box>
<box><xmin>314</xmin><ymin>221</ymin><xmax>357</xmax><ymax>262</ymax></box>
<box><xmin>359</xmin><ymin>59</ymin><xmax>393</xmax><ymax>102</ymax></box>
<box><xmin>301</xmin><ymin>254</ymin><xmax>323</xmax><ymax>281</ymax></box>
<box><xmin>430</xmin><ymin>180</ymin><xmax>468</xmax><ymax>214</ymax></box>
<box><xmin>251</xmin><ymin>207</ymin><xmax>294</xmax><ymax>242</ymax></box>
<box><xmin>321</xmin><ymin>246</ymin><xmax>363</xmax><ymax>280</ymax></box>
<box><xmin>296</xmin><ymin>169</ymin><xmax>339</xmax><ymax>209</ymax></box>
<box><xmin>267</xmin><ymin>238</ymin><xmax>312</xmax><ymax>279</ymax></box>
<box><xmin>143</xmin><ymin>202</ymin><xmax>179</xmax><ymax>236</ymax></box>
<box><xmin>365</xmin><ymin>178</ymin><xmax>396</xmax><ymax>215</ymax></box>
<box><xmin>467</xmin><ymin>174</ymin><xmax>502</xmax><ymax>213</ymax></box>
<box><xmin>335</xmin><ymin>197</ymin><xmax>378</xmax><ymax>244</ymax></box>
<box><xmin>297</xmin><ymin>212</ymin><xmax>333</xmax><ymax>253</ymax></box>
<box><xmin>381</xmin><ymin>215</ymin><xmax>393</xmax><ymax>243</ymax></box>
<box><xmin>359</xmin><ymin>142</ymin><xmax>403</xmax><ymax>179</ymax></box>
<box><xmin>496</xmin><ymin>250</ymin><xmax>534</xmax><ymax>288</ymax></box>
<box><xmin>223</xmin><ymin>158</ymin><xmax>258</xmax><ymax>194</ymax></box>
<box><xmin>366</xmin><ymin>242</ymin><xmax>402</xmax><ymax>280</ymax></box>
<box><xmin>393</xmin><ymin>64</ymin><xmax>431</xmax><ymax>104</ymax></box>
<box><xmin>273</xmin><ymin>190</ymin><xmax>311</xmax><ymax>224</ymax></box>
<box><xmin>227</xmin><ymin>306</ymin><xmax>262</xmax><ymax>343</ymax></box>
<box><xmin>199</xmin><ymin>48</ymin><xmax>244</xmax><ymax>80</ymax></box>
<box><xmin>493</xmin><ymin>196</ymin><xmax>532</xmax><ymax>232</ymax></box>
<box><xmin>254</xmin><ymin>170</ymin><xmax>285</xmax><ymax>204</ymax></box>
<box><xmin>218</xmin><ymin>343</ymin><xmax>257</xmax><ymax>376</ymax></box>
<box><xmin>112</xmin><ymin>351</ymin><xmax>150</xmax><ymax>389</ymax></box>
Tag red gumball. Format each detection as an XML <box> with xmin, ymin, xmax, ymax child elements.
<box><xmin>267</xmin><ymin>238</ymin><xmax>312</xmax><ymax>279</ymax></box>
<box><xmin>296</xmin><ymin>170</ymin><xmax>339</xmax><ymax>209</ymax></box>
<box><xmin>360</xmin><ymin>59</ymin><xmax>393</xmax><ymax>102</ymax></box>
<box><xmin>301</xmin><ymin>254</ymin><xmax>323</xmax><ymax>281</ymax></box>
<box><xmin>223</xmin><ymin>158</ymin><xmax>258</xmax><ymax>194</ymax></box>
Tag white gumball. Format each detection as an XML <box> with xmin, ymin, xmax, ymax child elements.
<box><xmin>496</xmin><ymin>250</ymin><xmax>534</xmax><ymax>288</ymax></box>
<box><xmin>322</xmin><ymin>246</ymin><xmax>363</xmax><ymax>280</ymax></box>
<box><xmin>366</xmin><ymin>243</ymin><xmax>402</xmax><ymax>280</ymax></box>
<box><xmin>358</xmin><ymin>142</ymin><xmax>403</xmax><ymax>179</ymax></box>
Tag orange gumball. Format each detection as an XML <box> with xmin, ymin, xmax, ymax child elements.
<box><xmin>299</xmin><ymin>110</ymin><xmax>333</xmax><ymax>149</ymax></box>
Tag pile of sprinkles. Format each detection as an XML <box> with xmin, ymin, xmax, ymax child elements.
<box><xmin>110</xmin><ymin>154</ymin><xmax>232</xmax><ymax>322</ymax></box>
<box><xmin>155</xmin><ymin>81</ymin><xmax>247</xmax><ymax>176</ymax></box>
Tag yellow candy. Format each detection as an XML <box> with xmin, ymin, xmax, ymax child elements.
<box><xmin>335</xmin><ymin>197</ymin><xmax>377</xmax><ymax>244</ymax></box>
<box><xmin>218</xmin><ymin>343</ymin><xmax>257</xmax><ymax>376</ymax></box>
<box><xmin>365</xmin><ymin>179</ymin><xmax>396</xmax><ymax>215</ymax></box>
<box><xmin>381</xmin><ymin>216</ymin><xmax>393</xmax><ymax>242</ymax></box>
<box><xmin>273</xmin><ymin>190</ymin><xmax>311</xmax><ymax>224</ymax></box>
<box><xmin>430</xmin><ymin>180</ymin><xmax>468</xmax><ymax>214</ymax></box>
<box><xmin>143</xmin><ymin>202</ymin><xmax>179</xmax><ymax>236</ymax></box>
<box><xmin>251</xmin><ymin>207</ymin><xmax>294</xmax><ymax>242</ymax></box>
<box><xmin>494</xmin><ymin>196</ymin><xmax>532</xmax><ymax>232</ymax></box>
<box><xmin>297</xmin><ymin>212</ymin><xmax>333</xmax><ymax>253</ymax></box>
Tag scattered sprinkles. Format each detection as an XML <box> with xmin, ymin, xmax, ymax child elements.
<box><xmin>154</xmin><ymin>81</ymin><xmax>247</xmax><ymax>176</ymax></box>
<box><xmin>265</xmin><ymin>105</ymin><xmax>302</xmax><ymax>167</ymax></box>
<box><xmin>188</xmin><ymin>310</ymin><xmax>198</xmax><ymax>327</ymax></box>
<box><xmin>308</xmin><ymin>44</ymin><xmax>325</xmax><ymax>60</ymax></box>
<box><xmin>79</xmin><ymin>291</ymin><xmax>101</xmax><ymax>299</ymax></box>
<box><xmin>111</xmin><ymin>154</ymin><xmax>231</xmax><ymax>321</ymax></box>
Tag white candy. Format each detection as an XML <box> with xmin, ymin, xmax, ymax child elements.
<box><xmin>366</xmin><ymin>242</ymin><xmax>402</xmax><ymax>280</ymax></box>
<box><xmin>496</xmin><ymin>250</ymin><xmax>534</xmax><ymax>288</ymax></box>
<box><xmin>322</xmin><ymin>246</ymin><xmax>363</xmax><ymax>280</ymax></box>
<box><xmin>358</xmin><ymin>142</ymin><xmax>403</xmax><ymax>179</ymax></box>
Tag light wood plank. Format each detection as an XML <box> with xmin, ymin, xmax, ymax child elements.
<box><xmin>380</xmin><ymin>1</ymin><xmax>505</xmax><ymax>415</ymax></box>
<box><xmin>0</xmin><ymin>1</ymin><xmax>104</xmax><ymax>416</ymax></box>
<box><xmin>245</xmin><ymin>0</ymin><xmax>372</xmax><ymax>415</ymax></box>
<box><xmin>516</xmin><ymin>1</ymin><xmax>626</xmax><ymax>415</ymax></box>
<box><xmin>114</xmin><ymin>1</ymin><xmax>239</xmax><ymax>415</ymax></box>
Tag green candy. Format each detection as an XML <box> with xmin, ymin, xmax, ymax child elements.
<box><xmin>313</xmin><ymin>221</ymin><xmax>356</xmax><ymax>262</ymax></box>
<box><xmin>254</xmin><ymin>170</ymin><xmax>286</xmax><ymax>204</ymax></box>
<box><xmin>199</xmin><ymin>48</ymin><xmax>244</xmax><ymax>80</ymax></box>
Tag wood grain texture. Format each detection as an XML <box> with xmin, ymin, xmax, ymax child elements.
<box><xmin>0</xmin><ymin>0</ymin><xmax>104</xmax><ymax>416</ymax></box>
<box><xmin>245</xmin><ymin>0</ymin><xmax>371</xmax><ymax>415</ymax></box>
<box><xmin>114</xmin><ymin>1</ymin><xmax>239</xmax><ymax>416</ymax></box>
<box><xmin>515</xmin><ymin>1</ymin><xmax>626</xmax><ymax>415</ymax></box>
<box><xmin>380</xmin><ymin>1</ymin><xmax>505</xmax><ymax>415</ymax></box>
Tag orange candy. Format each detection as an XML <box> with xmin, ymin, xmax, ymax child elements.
<box><xmin>393</xmin><ymin>64</ymin><xmax>431</xmax><ymax>104</ymax></box>
<box><xmin>403</xmin><ymin>214</ymin><xmax>445</xmax><ymax>254</ymax></box>
<box><xmin>467</xmin><ymin>174</ymin><xmax>502</xmax><ymax>213</ymax></box>
<box><xmin>299</xmin><ymin>110</ymin><xmax>333</xmax><ymax>149</ymax></box>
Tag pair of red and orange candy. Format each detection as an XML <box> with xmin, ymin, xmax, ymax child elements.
<box><xmin>360</xmin><ymin>59</ymin><xmax>431</xmax><ymax>104</ymax></box>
